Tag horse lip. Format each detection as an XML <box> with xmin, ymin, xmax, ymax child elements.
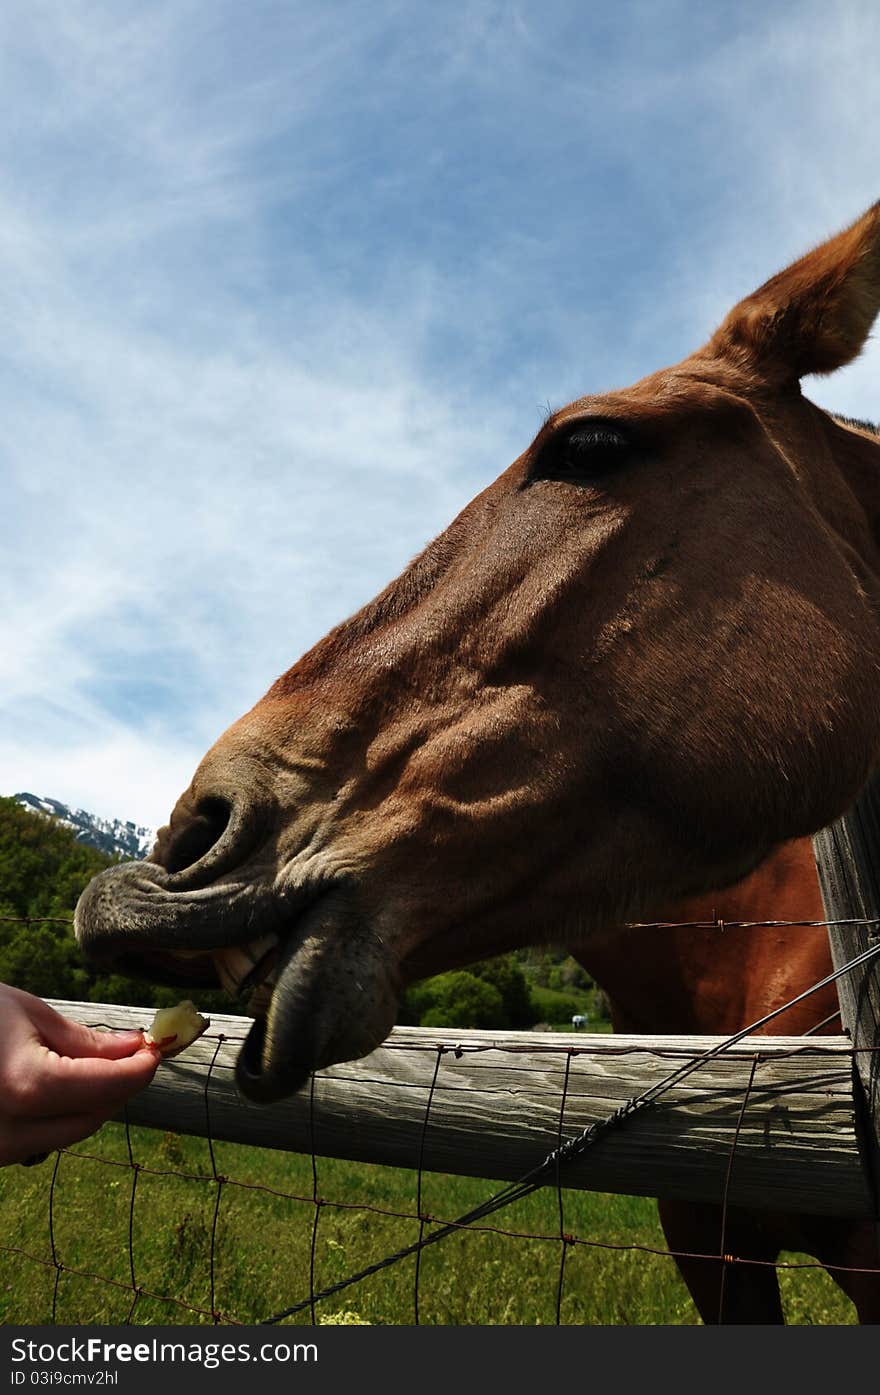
<box><xmin>74</xmin><ymin>858</ymin><xmax>311</xmax><ymax>975</ymax></box>
<box><xmin>235</xmin><ymin>1017</ymin><xmax>314</xmax><ymax>1102</ymax></box>
<box><xmin>232</xmin><ymin>889</ymin><xmax>400</xmax><ymax>1102</ymax></box>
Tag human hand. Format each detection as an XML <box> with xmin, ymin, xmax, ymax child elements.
<box><xmin>0</xmin><ymin>983</ymin><xmax>159</xmax><ymax>1167</ymax></box>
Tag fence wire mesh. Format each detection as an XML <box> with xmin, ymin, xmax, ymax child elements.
<box><xmin>2</xmin><ymin>912</ymin><xmax>879</xmax><ymax>1326</ymax></box>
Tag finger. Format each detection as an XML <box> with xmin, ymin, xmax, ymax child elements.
<box><xmin>1</xmin><ymin>1111</ymin><xmax>116</xmax><ymax>1167</ymax></box>
<box><xmin>17</xmin><ymin>1045</ymin><xmax>159</xmax><ymax>1118</ymax></box>
<box><xmin>14</xmin><ymin>992</ymin><xmax>149</xmax><ymax>1060</ymax></box>
<box><xmin>38</xmin><ymin>1010</ymin><xmax>148</xmax><ymax>1061</ymax></box>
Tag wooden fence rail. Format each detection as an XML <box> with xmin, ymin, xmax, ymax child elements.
<box><xmin>51</xmin><ymin>1000</ymin><xmax>874</xmax><ymax>1220</ymax></box>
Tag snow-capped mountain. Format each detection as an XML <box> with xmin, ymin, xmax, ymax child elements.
<box><xmin>14</xmin><ymin>792</ymin><xmax>155</xmax><ymax>861</ymax></box>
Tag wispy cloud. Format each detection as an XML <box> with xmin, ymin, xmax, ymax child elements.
<box><xmin>1</xmin><ymin>0</ymin><xmax>877</xmax><ymax>828</ymax></box>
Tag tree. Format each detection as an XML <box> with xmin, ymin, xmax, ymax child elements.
<box><xmin>469</xmin><ymin>955</ymin><xmax>536</xmax><ymax>1027</ymax></box>
<box><xmin>404</xmin><ymin>971</ymin><xmax>506</xmax><ymax>1029</ymax></box>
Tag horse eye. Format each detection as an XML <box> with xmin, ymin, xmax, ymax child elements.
<box><xmin>534</xmin><ymin>423</ymin><xmax>631</xmax><ymax>482</ymax></box>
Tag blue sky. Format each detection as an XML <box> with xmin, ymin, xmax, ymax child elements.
<box><xmin>1</xmin><ymin>0</ymin><xmax>878</xmax><ymax>830</ymax></box>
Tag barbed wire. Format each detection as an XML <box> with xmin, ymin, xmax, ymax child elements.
<box><xmin>5</xmin><ymin>913</ymin><xmax>880</xmax><ymax>931</ymax></box>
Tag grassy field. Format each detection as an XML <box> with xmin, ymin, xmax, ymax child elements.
<box><xmin>0</xmin><ymin>1122</ymin><xmax>856</xmax><ymax>1326</ymax></box>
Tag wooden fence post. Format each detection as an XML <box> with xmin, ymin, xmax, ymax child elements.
<box><xmin>813</xmin><ymin>773</ymin><xmax>880</xmax><ymax>1210</ymax></box>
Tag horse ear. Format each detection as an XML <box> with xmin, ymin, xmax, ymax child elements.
<box><xmin>709</xmin><ymin>201</ymin><xmax>880</xmax><ymax>383</ymax></box>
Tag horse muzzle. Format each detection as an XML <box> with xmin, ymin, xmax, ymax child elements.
<box><xmin>74</xmin><ymin>864</ymin><xmax>399</xmax><ymax>1102</ymax></box>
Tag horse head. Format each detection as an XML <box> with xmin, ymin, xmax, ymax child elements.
<box><xmin>76</xmin><ymin>203</ymin><xmax>880</xmax><ymax>1100</ymax></box>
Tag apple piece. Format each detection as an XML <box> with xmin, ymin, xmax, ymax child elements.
<box><xmin>144</xmin><ymin>1000</ymin><xmax>210</xmax><ymax>1058</ymax></box>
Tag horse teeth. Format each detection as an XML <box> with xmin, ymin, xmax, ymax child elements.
<box><xmin>211</xmin><ymin>933</ymin><xmax>280</xmax><ymax>996</ymax></box>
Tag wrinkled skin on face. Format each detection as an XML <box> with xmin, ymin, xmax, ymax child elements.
<box><xmin>76</xmin><ymin>203</ymin><xmax>880</xmax><ymax>1101</ymax></box>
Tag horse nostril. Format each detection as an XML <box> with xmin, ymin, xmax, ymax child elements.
<box><xmin>163</xmin><ymin>796</ymin><xmax>232</xmax><ymax>874</ymax></box>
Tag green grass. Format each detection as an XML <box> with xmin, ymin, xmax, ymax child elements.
<box><xmin>0</xmin><ymin>1124</ymin><xmax>856</xmax><ymax>1326</ymax></box>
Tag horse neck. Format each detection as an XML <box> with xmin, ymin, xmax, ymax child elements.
<box><xmin>576</xmin><ymin>839</ymin><xmax>838</xmax><ymax>1036</ymax></box>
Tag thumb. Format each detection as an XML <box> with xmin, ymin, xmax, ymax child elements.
<box><xmin>21</xmin><ymin>1044</ymin><xmax>161</xmax><ymax>1118</ymax></box>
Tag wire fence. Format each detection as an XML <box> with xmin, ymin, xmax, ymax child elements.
<box><xmin>2</xmin><ymin>912</ymin><xmax>880</xmax><ymax>1326</ymax></box>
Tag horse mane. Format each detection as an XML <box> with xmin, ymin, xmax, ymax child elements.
<box><xmin>831</xmin><ymin>412</ymin><xmax>879</xmax><ymax>435</ymax></box>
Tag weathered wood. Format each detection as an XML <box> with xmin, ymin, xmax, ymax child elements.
<box><xmin>813</xmin><ymin>771</ymin><xmax>880</xmax><ymax>1192</ymax></box>
<box><xmin>51</xmin><ymin>1000</ymin><xmax>874</xmax><ymax>1219</ymax></box>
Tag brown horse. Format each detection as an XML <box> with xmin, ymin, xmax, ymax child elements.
<box><xmin>577</xmin><ymin>836</ymin><xmax>880</xmax><ymax>1323</ymax></box>
<box><xmin>76</xmin><ymin>206</ymin><xmax>880</xmax><ymax>1125</ymax></box>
